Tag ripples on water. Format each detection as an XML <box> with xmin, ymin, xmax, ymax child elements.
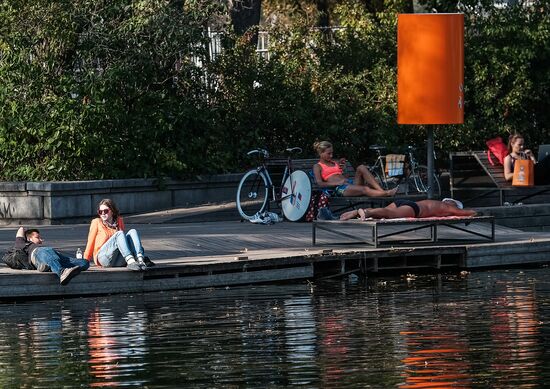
<box><xmin>0</xmin><ymin>268</ymin><xmax>549</xmax><ymax>388</ymax></box>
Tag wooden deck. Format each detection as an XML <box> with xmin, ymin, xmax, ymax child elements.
<box><xmin>1</xmin><ymin>207</ymin><xmax>550</xmax><ymax>299</ymax></box>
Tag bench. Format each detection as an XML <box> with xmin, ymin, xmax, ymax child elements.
<box><xmin>450</xmin><ymin>151</ymin><xmax>550</xmax><ymax>206</ymax></box>
<box><xmin>312</xmin><ymin>216</ymin><xmax>495</xmax><ymax>248</ymax></box>
<box><xmin>265</xmin><ymin>158</ymin><xmax>426</xmax><ymax>214</ymax></box>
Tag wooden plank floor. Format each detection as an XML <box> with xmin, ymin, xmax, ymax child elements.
<box><xmin>1</xmin><ymin>207</ymin><xmax>550</xmax><ymax>299</ymax></box>
<box><xmin>3</xmin><ymin>220</ymin><xmax>545</xmax><ymax>262</ymax></box>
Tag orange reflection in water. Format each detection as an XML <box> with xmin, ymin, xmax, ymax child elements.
<box><xmin>87</xmin><ymin>308</ymin><xmax>123</xmax><ymax>387</ymax></box>
<box><xmin>399</xmin><ymin>330</ymin><xmax>471</xmax><ymax>389</ymax></box>
<box><xmin>489</xmin><ymin>286</ymin><xmax>541</xmax><ymax>387</ymax></box>
<box><xmin>319</xmin><ymin>315</ymin><xmax>349</xmax><ymax>384</ymax></box>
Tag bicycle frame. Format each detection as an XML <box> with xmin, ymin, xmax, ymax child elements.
<box><xmin>367</xmin><ymin>145</ymin><xmax>440</xmax><ymax>195</ymax></box>
<box><xmin>255</xmin><ymin>162</ymin><xmax>293</xmax><ymax>207</ymax></box>
<box><xmin>368</xmin><ymin>148</ymin><xmax>399</xmax><ymax>190</ymax></box>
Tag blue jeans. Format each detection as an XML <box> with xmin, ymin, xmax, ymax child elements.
<box><xmin>32</xmin><ymin>247</ymin><xmax>90</xmax><ymax>277</ymax></box>
<box><xmin>97</xmin><ymin>229</ymin><xmax>144</xmax><ymax>267</ymax></box>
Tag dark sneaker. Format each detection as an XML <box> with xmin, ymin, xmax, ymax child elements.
<box><xmin>60</xmin><ymin>266</ymin><xmax>82</xmax><ymax>286</ymax></box>
<box><xmin>137</xmin><ymin>256</ymin><xmax>155</xmax><ymax>270</ymax></box>
<box><xmin>136</xmin><ymin>260</ymin><xmax>147</xmax><ymax>271</ymax></box>
<box><xmin>317</xmin><ymin>207</ymin><xmax>338</xmax><ymax>221</ymax></box>
<box><xmin>126</xmin><ymin>262</ymin><xmax>142</xmax><ymax>271</ymax></box>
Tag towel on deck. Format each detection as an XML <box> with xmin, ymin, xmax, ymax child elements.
<box><xmin>385</xmin><ymin>154</ymin><xmax>406</xmax><ymax>177</ymax></box>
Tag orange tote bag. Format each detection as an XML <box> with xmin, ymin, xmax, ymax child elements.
<box><xmin>512</xmin><ymin>158</ymin><xmax>534</xmax><ymax>187</ymax></box>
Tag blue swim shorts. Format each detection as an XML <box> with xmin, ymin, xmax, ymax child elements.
<box><xmin>334</xmin><ymin>178</ymin><xmax>354</xmax><ymax>197</ymax></box>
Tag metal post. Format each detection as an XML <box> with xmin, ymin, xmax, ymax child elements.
<box><xmin>427</xmin><ymin>127</ymin><xmax>435</xmax><ymax>199</ymax></box>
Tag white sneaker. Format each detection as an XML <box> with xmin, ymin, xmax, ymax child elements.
<box><xmin>264</xmin><ymin>212</ymin><xmax>281</xmax><ymax>223</ymax></box>
<box><xmin>249</xmin><ymin>212</ymin><xmax>263</xmax><ymax>223</ymax></box>
<box><xmin>249</xmin><ymin>212</ymin><xmax>271</xmax><ymax>224</ymax></box>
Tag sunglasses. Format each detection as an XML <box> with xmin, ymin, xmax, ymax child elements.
<box><xmin>98</xmin><ymin>209</ymin><xmax>111</xmax><ymax>215</ymax></box>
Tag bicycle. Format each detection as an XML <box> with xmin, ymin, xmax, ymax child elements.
<box><xmin>368</xmin><ymin>145</ymin><xmax>441</xmax><ymax>197</ymax></box>
<box><xmin>236</xmin><ymin>147</ymin><xmax>312</xmax><ymax>222</ymax></box>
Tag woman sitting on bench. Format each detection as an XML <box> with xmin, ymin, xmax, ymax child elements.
<box><xmin>504</xmin><ymin>133</ymin><xmax>550</xmax><ymax>185</ymax></box>
<box><xmin>331</xmin><ymin>198</ymin><xmax>477</xmax><ymax>221</ymax></box>
<box><xmin>313</xmin><ymin>141</ymin><xmax>397</xmax><ymax>197</ymax></box>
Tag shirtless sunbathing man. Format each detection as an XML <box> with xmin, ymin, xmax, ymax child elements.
<box><xmin>337</xmin><ymin>198</ymin><xmax>477</xmax><ymax>221</ymax></box>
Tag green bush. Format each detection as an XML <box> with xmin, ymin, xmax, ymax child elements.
<box><xmin>0</xmin><ymin>0</ymin><xmax>216</xmax><ymax>179</ymax></box>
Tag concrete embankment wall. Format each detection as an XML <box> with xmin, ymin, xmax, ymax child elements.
<box><xmin>0</xmin><ymin>175</ymin><xmax>241</xmax><ymax>225</ymax></box>
<box><xmin>480</xmin><ymin>204</ymin><xmax>550</xmax><ymax>232</ymax></box>
<box><xmin>1</xmin><ymin>174</ymin><xmax>550</xmax><ymax>230</ymax></box>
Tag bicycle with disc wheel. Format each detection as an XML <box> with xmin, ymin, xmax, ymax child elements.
<box><xmin>236</xmin><ymin>147</ymin><xmax>312</xmax><ymax>222</ymax></box>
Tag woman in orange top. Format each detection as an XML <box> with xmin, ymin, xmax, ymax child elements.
<box><xmin>84</xmin><ymin>198</ymin><xmax>154</xmax><ymax>271</ymax></box>
<box><xmin>312</xmin><ymin>141</ymin><xmax>397</xmax><ymax>197</ymax></box>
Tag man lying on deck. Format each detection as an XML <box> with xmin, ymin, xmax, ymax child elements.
<box><xmin>11</xmin><ymin>227</ymin><xmax>89</xmax><ymax>285</ymax></box>
<box><xmin>319</xmin><ymin>199</ymin><xmax>477</xmax><ymax>221</ymax></box>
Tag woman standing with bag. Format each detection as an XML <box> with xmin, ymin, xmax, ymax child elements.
<box><xmin>84</xmin><ymin>199</ymin><xmax>155</xmax><ymax>271</ymax></box>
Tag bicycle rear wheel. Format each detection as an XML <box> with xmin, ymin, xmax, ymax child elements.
<box><xmin>280</xmin><ymin>170</ymin><xmax>312</xmax><ymax>222</ymax></box>
<box><xmin>236</xmin><ymin>170</ymin><xmax>269</xmax><ymax>220</ymax></box>
<box><xmin>411</xmin><ymin>165</ymin><xmax>441</xmax><ymax>198</ymax></box>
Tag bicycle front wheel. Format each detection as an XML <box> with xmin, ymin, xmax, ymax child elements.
<box><xmin>236</xmin><ymin>170</ymin><xmax>269</xmax><ymax>220</ymax></box>
<box><xmin>413</xmin><ymin>165</ymin><xmax>441</xmax><ymax>198</ymax></box>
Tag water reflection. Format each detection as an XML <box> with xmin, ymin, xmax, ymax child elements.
<box><xmin>88</xmin><ymin>307</ymin><xmax>148</xmax><ymax>387</ymax></box>
<box><xmin>488</xmin><ymin>284</ymin><xmax>541</xmax><ymax>388</ymax></box>
<box><xmin>0</xmin><ymin>269</ymin><xmax>548</xmax><ymax>387</ymax></box>
<box><xmin>283</xmin><ymin>296</ymin><xmax>317</xmax><ymax>385</ymax></box>
<box><xmin>400</xmin><ymin>330</ymin><xmax>471</xmax><ymax>388</ymax></box>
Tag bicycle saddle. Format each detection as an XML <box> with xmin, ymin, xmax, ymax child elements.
<box><xmin>369</xmin><ymin>144</ymin><xmax>386</xmax><ymax>151</ymax></box>
<box><xmin>286</xmin><ymin>147</ymin><xmax>302</xmax><ymax>154</ymax></box>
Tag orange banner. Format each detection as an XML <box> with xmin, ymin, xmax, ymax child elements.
<box><xmin>397</xmin><ymin>14</ymin><xmax>464</xmax><ymax>124</ymax></box>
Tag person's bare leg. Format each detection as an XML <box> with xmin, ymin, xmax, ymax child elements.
<box><xmin>366</xmin><ymin>203</ymin><xmax>416</xmax><ymax>219</ymax></box>
<box><xmin>339</xmin><ymin>208</ymin><xmax>371</xmax><ymax>221</ymax></box>
<box><xmin>339</xmin><ymin>209</ymin><xmax>359</xmax><ymax>221</ymax></box>
<box><xmin>354</xmin><ymin>165</ymin><xmax>398</xmax><ymax>196</ymax></box>
<box><xmin>343</xmin><ymin>184</ymin><xmax>397</xmax><ymax>197</ymax></box>
<box><xmin>354</xmin><ymin>165</ymin><xmax>384</xmax><ymax>190</ymax></box>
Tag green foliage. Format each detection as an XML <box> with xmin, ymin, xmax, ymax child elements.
<box><xmin>0</xmin><ymin>0</ymin><xmax>549</xmax><ymax>179</ymax></box>
<box><xmin>0</xmin><ymin>0</ymin><xmax>218</xmax><ymax>179</ymax></box>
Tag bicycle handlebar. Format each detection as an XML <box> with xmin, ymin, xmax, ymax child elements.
<box><xmin>286</xmin><ymin>147</ymin><xmax>302</xmax><ymax>154</ymax></box>
<box><xmin>246</xmin><ymin>147</ymin><xmax>302</xmax><ymax>158</ymax></box>
<box><xmin>247</xmin><ymin>149</ymin><xmax>269</xmax><ymax>158</ymax></box>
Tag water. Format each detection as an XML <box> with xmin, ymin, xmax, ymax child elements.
<box><xmin>1</xmin><ymin>268</ymin><xmax>549</xmax><ymax>388</ymax></box>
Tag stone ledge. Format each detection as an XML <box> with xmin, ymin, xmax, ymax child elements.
<box><xmin>0</xmin><ymin>174</ymin><xmax>240</xmax><ymax>224</ymax></box>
